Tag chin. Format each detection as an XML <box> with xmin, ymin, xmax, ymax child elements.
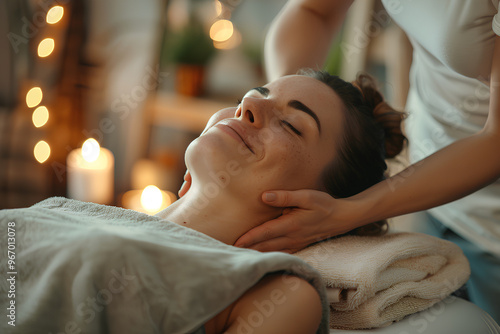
<box><xmin>185</xmin><ymin>135</ymin><xmax>244</xmax><ymax>186</ymax></box>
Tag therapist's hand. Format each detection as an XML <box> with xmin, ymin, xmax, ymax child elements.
<box><xmin>178</xmin><ymin>107</ymin><xmax>237</xmax><ymax>198</ymax></box>
<box><xmin>234</xmin><ymin>189</ymin><xmax>358</xmax><ymax>253</ymax></box>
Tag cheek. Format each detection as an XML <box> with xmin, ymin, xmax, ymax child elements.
<box><xmin>185</xmin><ymin>133</ymin><xmax>246</xmax><ymax>176</ymax></box>
<box><xmin>253</xmin><ymin>138</ymin><xmax>318</xmax><ymax>188</ymax></box>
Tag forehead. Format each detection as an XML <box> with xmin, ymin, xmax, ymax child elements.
<box><xmin>264</xmin><ymin>75</ymin><xmax>344</xmax><ymax>136</ymax></box>
<box><xmin>264</xmin><ymin>75</ymin><xmax>343</xmax><ymax>111</ymax></box>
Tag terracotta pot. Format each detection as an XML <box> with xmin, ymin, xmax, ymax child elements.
<box><xmin>175</xmin><ymin>64</ymin><xmax>206</xmax><ymax>97</ymax></box>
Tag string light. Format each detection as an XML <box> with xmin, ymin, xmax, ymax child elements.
<box><xmin>26</xmin><ymin>87</ymin><xmax>43</xmax><ymax>108</ymax></box>
<box><xmin>34</xmin><ymin>140</ymin><xmax>51</xmax><ymax>163</ymax></box>
<box><xmin>38</xmin><ymin>38</ymin><xmax>55</xmax><ymax>58</ymax></box>
<box><xmin>32</xmin><ymin>106</ymin><xmax>49</xmax><ymax>128</ymax></box>
<box><xmin>46</xmin><ymin>6</ymin><xmax>64</xmax><ymax>24</ymax></box>
<box><xmin>31</xmin><ymin>6</ymin><xmax>64</xmax><ymax>168</ymax></box>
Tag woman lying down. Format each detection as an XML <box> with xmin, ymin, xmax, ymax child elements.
<box><xmin>0</xmin><ymin>70</ymin><xmax>405</xmax><ymax>334</ymax></box>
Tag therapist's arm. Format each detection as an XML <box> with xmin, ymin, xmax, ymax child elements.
<box><xmin>351</xmin><ymin>35</ymin><xmax>500</xmax><ymax>226</ymax></box>
<box><xmin>264</xmin><ymin>0</ymin><xmax>354</xmax><ymax>81</ymax></box>
<box><xmin>236</xmin><ymin>36</ymin><xmax>500</xmax><ymax>253</ymax></box>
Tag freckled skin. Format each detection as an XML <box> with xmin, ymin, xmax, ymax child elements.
<box><xmin>186</xmin><ymin>75</ymin><xmax>344</xmax><ymax>213</ymax></box>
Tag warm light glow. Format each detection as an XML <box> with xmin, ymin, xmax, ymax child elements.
<box><xmin>214</xmin><ymin>28</ymin><xmax>242</xmax><ymax>50</ymax></box>
<box><xmin>26</xmin><ymin>87</ymin><xmax>43</xmax><ymax>108</ymax></box>
<box><xmin>140</xmin><ymin>185</ymin><xmax>163</xmax><ymax>212</ymax></box>
<box><xmin>46</xmin><ymin>6</ymin><xmax>64</xmax><ymax>24</ymax></box>
<box><xmin>81</xmin><ymin>138</ymin><xmax>100</xmax><ymax>163</ymax></box>
<box><xmin>32</xmin><ymin>106</ymin><xmax>49</xmax><ymax>127</ymax></box>
<box><xmin>38</xmin><ymin>38</ymin><xmax>55</xmax><ymax>57</ymax></box>
<box><xmin>34</xmin><ymin>140</ymin><xmax>51</xmax><ymax>163</ymax></box>
<box><xmin>215</xmin><ymin>1</ymin><xmax>223</xmax><ymax>16</ymax></box>
<box><xmin>210</xmin><ymin>19</ymin><xmax>234</xmax><ymax>42</ymax></box>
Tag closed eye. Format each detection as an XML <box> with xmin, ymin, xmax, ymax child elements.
<box><xmin>281</xmin><ymin>120</ymin><xmax>302</xmax><ymax>136</ymax></box>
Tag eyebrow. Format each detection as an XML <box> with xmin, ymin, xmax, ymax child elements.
<box><xmin>250</xmin><ymin>86</ymin><xmax>322</xmax><ymax>134</ymax></box>
<box><xmin>251</xmin><ymin>86</ymin><xmax>270</xmax><ymax>97</ymax></box>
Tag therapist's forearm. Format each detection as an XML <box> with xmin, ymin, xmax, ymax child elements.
<box><xmin>264</xmin><ymin>0</ymin><xmax>353</xmax><ymax>81</ymax></box>
<box><xmin>351</xmin><ymin>130</ymin><xmax>500</xmax><ymax>226</ymax></box>
<box><xmin>351</xmin><ymin>36</ymin><xmax>500</xmax><ymax>226</ymax></box>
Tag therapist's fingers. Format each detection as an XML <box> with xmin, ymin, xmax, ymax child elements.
<box><xmin>234</xmin><ymin>214</ymin><xmax>303</xmax><ymax>249</ymax></box>
<box><xmin>247</xmin><ymin>238</ymin><xmax>298</xmax><ymax>253</ymax></box>
<box><xmin>235</xmin><ymin>190</ymin><xmax>339</xmax><ymax>251</ymax></box>
<box><xmin>178</xmin><ymin>171</ymin><xmax>192</xmax><ymax>197</ymax></box>
<box><xmin>234</xmin><ymin>222</ymin><xmax>283</xmax><ymax>248</ymax></box>
<box><xmin>262</xmin><ymin>189</ymin><xmax>321</xmax><ymax>209</ymax></box>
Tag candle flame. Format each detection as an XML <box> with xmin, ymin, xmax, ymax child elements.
<box><xmin>82</xmin><ymin>138</ymin><xmax>100</xmax><ymax>163</ymax></box>
<box><xmin>141</xmin><ymin>185</ymin><xmax>163</xmax><ymax>212</ymax></box>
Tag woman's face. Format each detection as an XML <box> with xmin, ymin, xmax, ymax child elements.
<box><xmin>185</xmin><ymin>75</ymin><xmax>344</xmax><ymax>201</ymax></box>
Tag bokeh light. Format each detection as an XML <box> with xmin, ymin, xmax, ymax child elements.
<box><xmin>32</xmin><ymin>106</ymin><xmax>49</xmax><ymax>128</ymax></box>
<box><xmin>46</xmin><ymin>6</ymin><xmax>64</xmax><ymax>24</ymax></box>
<box><xmin>34</xmin><ymin>141</ymin><xmax>51</xmax><ymax>163</ymax></box>
<box><xmin>26</xmin><ymin>87</ymin><xmax>43</xmax><ymax>108</ymax></box>
<box><xmin>38</xmin><ymin>38</ymin><xmax>55</xmax><ymax>58</ymax></box>
<box><xmin>210</xmin><ymin>19</ymin><xmax>234</xmax><ymax>42</ymax></box>
<box><xmin>214</xmin><ymin>1</ymin><xmax>223</xmax><ymax>16</ymax></box>
<box><xmin>213</xmin><ymin>28</ymin><xmax>242</xmax><ymax>50</ymax></box>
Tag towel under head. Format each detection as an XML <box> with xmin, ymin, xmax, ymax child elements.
<box><xmin>295</xmin><ymin>231</ymin><xmax>470</xmax><ymax>329</ymax></box>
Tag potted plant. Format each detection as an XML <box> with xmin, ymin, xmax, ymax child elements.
<box><xmin>164</xmin><ymin>20</ymin><xmax>216</xmax><ymax>96</ymax></box>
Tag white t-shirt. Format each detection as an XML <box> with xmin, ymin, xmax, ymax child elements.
<box><xmin>381</xmin><ymin>0</ymin><xmax>500</xmax><ymax>256</ymax></box>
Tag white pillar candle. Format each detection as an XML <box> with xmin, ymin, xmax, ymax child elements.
<box><xmin>67</xmin><ymin>139</ymin><xmax>114</xmax><ymax>204</ymax></box>
<box><xmin>121</xmin><ymin>185</ymin><xmax>176</xmax><ymax>215</ymax></box>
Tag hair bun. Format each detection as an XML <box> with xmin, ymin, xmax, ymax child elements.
<box><xmin>352</xmin><ymin>74</ymin><xmax>407</xmax><ymax>159</ymax></box>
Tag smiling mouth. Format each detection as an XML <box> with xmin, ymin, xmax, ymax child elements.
<box><xmin>215</xmin><ymin>123</ymin><xmax>255</xmax><ymax>154</ymax></box>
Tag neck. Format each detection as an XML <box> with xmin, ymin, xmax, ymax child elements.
<box><xmin>155</xmin><ymin>185</ymin><xmax>279</xmax><ymax>245</ymax></box>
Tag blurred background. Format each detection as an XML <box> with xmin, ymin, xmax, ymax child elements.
<box><xmin>0</xmin><ymin>0</ymin><xmax>411</xmax><ymax>212</ymax></box>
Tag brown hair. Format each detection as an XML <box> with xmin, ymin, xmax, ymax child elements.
<box><xmin>302</xmin><ymin>70</ymin><xmax>407</xmax><ymax>236</ymax></box>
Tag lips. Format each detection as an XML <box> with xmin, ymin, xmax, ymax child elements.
<box><xmin>215</xmin><ymin>120</ymin><xmax>255</xmax><ymax>154</ymax></box>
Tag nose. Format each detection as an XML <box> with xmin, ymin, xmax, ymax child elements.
<box><xmin>237</xmin><ymin>96</ymin><xmax>269</xmax><ymax>128</ymax></box>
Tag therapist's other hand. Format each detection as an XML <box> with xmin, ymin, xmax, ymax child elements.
<box><xmin>178</xmin><ymin>107</ymin><xmax>237</xmax><ymax>198</ymax></box>
<box><xmin>234</xmin><ymin>189</ymin><xmax>355</xmax><ymax>253</ymax></box>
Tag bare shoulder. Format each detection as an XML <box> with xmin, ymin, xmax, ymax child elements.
<box><xmin>225</xmin><ymin>274</ymin><xmax>323</xmax><ymax>334</ymax></box>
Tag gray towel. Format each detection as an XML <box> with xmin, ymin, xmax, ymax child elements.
<box><xmin>0</xmin><ymin>197</ymin><xmax>329</xmax><ymax>334</ymax></box>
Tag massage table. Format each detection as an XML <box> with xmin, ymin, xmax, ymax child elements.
<box><xmin>332</xmin><ymin>296</ymin><xmax>500</xmax><ymax>334</ymax></box>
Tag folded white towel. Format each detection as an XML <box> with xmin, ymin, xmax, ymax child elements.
<box><xmin>294</xmin><ymin>232</ymin><xmax>470</xmax><ymax>329</ymax></box>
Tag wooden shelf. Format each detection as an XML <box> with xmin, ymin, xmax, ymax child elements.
<box><xmin>146</xmin><ymin>92</ymin><xmax>233</xmax><ymax>134</ymax></box>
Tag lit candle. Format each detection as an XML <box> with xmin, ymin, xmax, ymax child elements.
<box><xmin>122</xmin><ymin>185</ymin><xmax>176</xmax><ymax>215</ymax></box>
<box><xmin>67</xmin><ymin>138</ymin><xmax>114</xmax><ymax>204</ymax></box>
